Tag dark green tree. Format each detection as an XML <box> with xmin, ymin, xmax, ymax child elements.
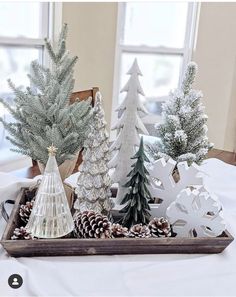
<box><xmin>120</xmin><ymin>137</ymin><xmax>152</xmax><ymax>228</ymax></box>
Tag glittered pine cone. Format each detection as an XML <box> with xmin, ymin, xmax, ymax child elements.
<box><xmin>129</xmin><ymin>224</ymin><xmax>151</xmax><ymax>238</ymax></box>
<box><xmin>19</xmin><ymin>201</ymin><xmax>34</xmax><ymax>224</ymax></box>
<box><xmin>110</xmin><ymin>223</ymin><xmax>129</xmax><ymax>238</ymax></box>
<box><xmin>11</xmin><ymin>227</ymin><xmax>32</xmax><ymax>240</ymax></box>
<box><xmin>148</xmin><ymin>217</ymin><xmax>171</xmax><ymax>237</ymax></box>
<box><xmin>74</xmin><ymin>211</ymin><xmax>111</xmax><ymax>239</ymax></box>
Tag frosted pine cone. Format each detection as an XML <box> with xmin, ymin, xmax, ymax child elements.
<box><xmin>110</xmin><ymin>223</ymin><xmax>128</xmax><ymax>238</ymax></box>
<box><xmin>74</xmin><ymin>211</ymin><xmax>111</xmax><ymax>239</ymax></box>
<box><xmin>148</xmin><ymin>217</ymin><xmax>171</xmax><ymax>237</ymax></box>
<box><xmin>129</xmin><ymin>224</ymin><xmax>151</xmax><ymax>238</ymax></box>
<box><xmin>19</xmin><ymin>201</ymin><xmax>34</xmax><ymax>224</ymax></box>
<box><xmin>11</xmin><ymin>227</ymin><xmax>32</xmax><ymax>240</ymax></box>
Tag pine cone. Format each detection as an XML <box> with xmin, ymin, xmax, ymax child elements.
<box><xmin>110</xmin><ymin>223</ymin><xmax>128</xmax><ymax>238</ymax></box>
<box><xmin>11</xmin><ymin>227</ymin><xmax>32</xmax><ymax>240</ymax></box>
<box><xmin>129</xmin><ymin>224</ymin><xmax>151</xmax><ymax>238</ymax></box>
<box><xmin>74</xmin><ymin>211</ymin><xmax>111</xmax><ymax>239</ymax></box>
<box><xmin>24</xmin><ymin>187</ymin><xmax>37</xmax><ymax>201</ymax></box>
<box><xmin>19</xmin><ymin>201</ymin><xmax>34</xmax><ymax>224</ymax></box>
<box><xmin>148</xmin><ymin>217</ymin><xmax>171</xmax><ymax>237</ymax></box>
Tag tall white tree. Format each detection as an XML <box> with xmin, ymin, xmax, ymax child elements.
<box><xmin>109</xmin><ymin>59</ymin><xmax>149</xmax><ymax>204</ymax></box>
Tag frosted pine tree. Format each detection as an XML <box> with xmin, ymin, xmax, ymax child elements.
<box><xmin>0</xmin><ymin>24</ymin><xmax>92</xmax><ymax>166</ymax></box>
<box><xmin>74</xmin><ymin>92</ymin><xmax>112</xmax><ymax>215</ymax></box>
<box><xmin>109</xmin><ymin>59</ymin><xmax>149</xmax><ymax>204</ymax></box>
<box><xmin>148</xmin><ymin>62</ymin><xmax>213</xmax><ymax>165</ymax></box>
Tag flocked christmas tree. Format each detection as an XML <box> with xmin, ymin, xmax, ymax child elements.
<box><xmin>26</xmin><ymin>145</ymin><xmax>74</xmax><ymax>238</ymax></box>
<box><xmin>109</xmin><ymin>59</ymin><xmax>149</xmax><ymax>204</ymax></box>
<box><xmin>0</xmin><ymin>24</ymin><xmax>92</xmax><ymax>166</ymax></box>
<box><xmin>74</xmin><ymin>92</ymin><xmax>112</xmax><ymax>216</ymax></box>
<box><xmin>147</xmin><ymin>62</ymin><xmax>213</xmax><ymax>165</ymax></box>
<box><xmin>120</xmin><ymin>137</ymin><xmax>152</xmax><ymax>228</ymax></box>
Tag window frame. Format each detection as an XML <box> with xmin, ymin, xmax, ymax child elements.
<box><xmin>111</xmin><ymin>2</ymin><xmax>200</xmax><ymax>126</ymax></box>
<box><xmin>0</xmin><ymin>3</ymin><xmax>50</xmax><ymax>66</ymax></box>
<box><xmin>0</xmin><ymin>2</ymin><xmax>62</xmax><ymax>168</ymax></box>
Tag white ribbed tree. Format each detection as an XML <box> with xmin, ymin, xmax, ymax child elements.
<box><xmin>109</xmin><ymin>59</ymin><xmax>149</xmax><ymax>204</ymax></box>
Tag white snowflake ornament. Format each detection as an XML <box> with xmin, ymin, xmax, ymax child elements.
<box><xmin>148</xmin><ymin>158</ymin><xmax>202</xmax><ymax>217</ymax></box>
<box><xmin>166</xmin><ymin>187</ymin><xmax>226</xmax><ymax>237</ymax></box>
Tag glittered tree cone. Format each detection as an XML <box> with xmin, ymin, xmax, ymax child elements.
<box><xmin>110</xmin><ymin>223</ymin><xmax>129</xmax><ymax>238</ymax></box>
<box><xmin>74</xmin><ymin>92</ymin><xmax>112</xmax><ymax>216</ymax></box>
<box><xmin>19</xmin><ymin>201</ymin><xmax>34</xmax><ymax>224</ymax></box>
<box><xmin>129</xmin><ymin>224</ymin><xmax>151</xmax><ymax>238</ymax></box>
<box><xmin>148</xmin><ymin>217</ymin><xmax>172</xmax><ymax>237</ymax></box>
<box><xmin>74</xmin><ymin>211</ymin><xmax>111</xmax><ymax>239</ymax></box>
<box><xmin>11</xmin><ymin>227</ymin><xmax>32</xmax><ymax>240</ymax></box>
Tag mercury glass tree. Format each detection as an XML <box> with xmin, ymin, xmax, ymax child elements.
<box><xmin>74</xmin><ymin>92</ymin><xmax>112</xmax><ymax>216</ymax></box>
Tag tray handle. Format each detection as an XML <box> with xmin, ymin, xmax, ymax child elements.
<box><xmin>0</xmin><ymin>200</ymin><xmax>15</xmax><ymax>222</ymax></box>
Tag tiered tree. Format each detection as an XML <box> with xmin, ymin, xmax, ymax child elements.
<box><xmin>0</xmin><ymin>23</ymin><xmax>92</xmax><ymax>166</ymax></box>
<box><xmin>74</xmin><ymin>92</ymin><xmax>112</xmax><ymax>216</ymax></box>
<box><xmin>148</xmin><ymin>62</ymin><xmax>213</xmax><ymax>165</ymax></box>
<box><xmin>109</xmin><ymin>59</ymin><xmax>149</xmax><ymax>204</ymax></box>
<box><xmin>26</xmin><ymin>145</ymin><xmax>74</xmax><ymax>239</ymax></box>
<box><xmin>120</xmin><ymin>137</ymin><xmax>152</xmax><ymax>228</ymax></box>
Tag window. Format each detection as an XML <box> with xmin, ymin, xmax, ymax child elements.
<box><xmin>112</xmin><ymin>2</ymin><xmax>199</xmax><ymax>125</ymax></box>
<box><xmin>0</xmin><ymin>2</ymin><xmax>49</xmax><ymax>149</ymax></box>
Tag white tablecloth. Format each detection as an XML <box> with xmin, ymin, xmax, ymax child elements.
<box><xmin>0</xmin><ymin>158</ymin><xmax>236</xmax><ymax>296</ymax></box>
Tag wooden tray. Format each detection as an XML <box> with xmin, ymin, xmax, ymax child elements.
<box><xmin>0</xmin><ymin>188</ymin><xmax>234</xmax><ymax>257</ymax></box>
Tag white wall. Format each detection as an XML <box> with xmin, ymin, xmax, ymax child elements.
<box><xmin>62</xmin><ymin>2</ymin><xmax>236</xmax><ymax>151</ymax></box>
<box><xmin>193</xmin><ymin>2</ymin><xmax>236</xmax><ymax>151</ymax></box>
<box><xmin>62</xmin><ymin>2</ymin><xmax>117</xmax><ymax>128</ymax></box>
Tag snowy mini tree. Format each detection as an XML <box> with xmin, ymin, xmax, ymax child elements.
<box><xmin>120</xmin><ymin>137</ymin><xmax>152</xmax><ymax>228</ymax></box>
<box><xmin>109</xmin><ymin>59</ymin><xmax>149</xmax><ymax>204</ymax></box>
<box><xmin>74</xmin><ymin>92</ymin><xmax>112</xmax><ymax>216</ymax></box>
<box><xmin>148</xmin><ymin>62</ymin><xmax>213</xmax><ymax>165</ymax></box>
<box><xmin>0</xmin><ymin>24</ymin><xmax>92</xmax><ymax>166</ymax></box>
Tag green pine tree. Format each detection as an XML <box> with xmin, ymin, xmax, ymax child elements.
<box><xmin>120</xmin><ymin>137</ymin><xmax>152</xmax><ymax>228</ymax></box>
<box><xmin>0</xmin><ymin>23</ymin><xmax>93</xmax><ymax>166</ymax></box>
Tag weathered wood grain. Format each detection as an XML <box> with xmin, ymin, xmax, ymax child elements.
<box><xmin>0</xmin><ymin>188</ymin><xmax>234</xmax><ymax>257</ymax></box>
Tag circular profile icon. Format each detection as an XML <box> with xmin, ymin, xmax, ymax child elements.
<box><xmin>8</xmin><ymin>274</ymin><xmax>23</xmax><ymax>289</ymax></box>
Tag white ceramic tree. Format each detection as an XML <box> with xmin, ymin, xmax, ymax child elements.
<box><xmin>109</xmin><ymin>59</ymin><xmax>149</xmax><ymax>204</ymax></box>
<box><xmin>147</xmin><ymin>158</ymin><xmax>202</xmax><ymax>217</ymax></box>
<box><xmin>166</xmin><ymin>187</ymin><xmax>226</xmax><ymax>237</ymax></box>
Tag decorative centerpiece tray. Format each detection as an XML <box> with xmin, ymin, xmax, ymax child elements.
<box><xmin>0</xmin><ymin>188</ymin><xmax>233</xmax><ymax>257</ymax></box>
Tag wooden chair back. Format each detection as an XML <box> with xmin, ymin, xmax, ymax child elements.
<box><xmin>70</xmin><ymin>87</ymin><xmax>99</xmax><ymax>106</ymax></box>
<box><xmin>70</xmin><ymin>87</ymin><xmax>98</xmax><ymax>172</ymax></box>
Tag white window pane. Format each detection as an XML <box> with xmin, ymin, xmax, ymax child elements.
<box><xmin>123</xmin><ymin>2</ymin><xmax>188</xmax><ymax>48</ymax></box>
<box><xmin>0</xmin><ymin>2</ymin><xmax>45</xmax><ymax>38</ymax></box>
<box><xmin>0</xmin><ymin>46</ymin><xmax>42</xmax><ymax>102</ymax></box>
<box><xmin>120</xmin><ymin>53</ymin><xmax>182</xmax><ymax>103</ymax></box>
